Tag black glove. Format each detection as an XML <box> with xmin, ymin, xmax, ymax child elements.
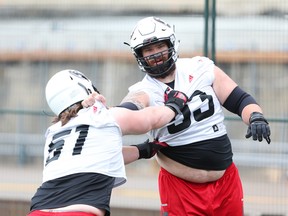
<box><xmin>245</xmin><ymin>112</ymin><xmax>271</xmax><ymax>144</ymax></box>
<box><xmin>132</xmin><ymin>139</ymin><xmax>168</xmax><ymax>159</ymax></box>
<box><xmin>164</xmin><ymin>88</ymin><xmax>188</xmax><ymax>115</ymax></box>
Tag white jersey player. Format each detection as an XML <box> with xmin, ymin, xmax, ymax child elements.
<box><xmin>117</xmin><ymin>16</ymin><xmax>271</xmax><ymax>215</ymax></box>
<box><xmin>42</xmin><ymin>101</ymin><xmax>127</xmax><ymax>186</ymax></box>
<box><xmin>129</xmin><ymin>57</ymin><xmax>227</xmax><ymax>146</ymax></box>
<box><xmin>28</xmin><ymin>69</ymin><xmax>188</xmax><ymax>216</ymax></box>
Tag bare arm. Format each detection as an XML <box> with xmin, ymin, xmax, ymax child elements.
<box><xmin>212</xmin><ymin>66</ymin><xmax>238</xmax><ymax>104</ymax></box>
<box><xmin>113</xmin><ymin>88</ymin><xmax>189</xmax><ymax>135</ymax></box>
<box><xmin>110</xmin><ymin>105</ymin><xmax>176</xmax><ymax>135</ymax></box>
<box><xmin>120</xmin><ymin>91</ymin><xmax>150</xmax><ymax>109</ymax></box>
<box><xmin>83</xmin><ymin>89</ymin><xmax>186</xmax><ymax>135</ymax></box>
<box><xmin>122</xmin><ymin>146</ymin><xmax>139</xmax><ymax>164</ymax></box>
<box><xmin>240</xmin><ymin>104</ymin><xmax>263</xmax><ymax>124</ymax></box>
<box><xmin>213</xmin><ymin>66</ymin><xmax>262</xmax><ymax>124</ymax></box>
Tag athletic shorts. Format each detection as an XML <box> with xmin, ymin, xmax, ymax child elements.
<box><xmin>27</xmin><ymin>210</ymin><xmax>97</xmax><ymax>216</ymax></box>
<box><xmin>158</xmin><ymin>162</ymin><xmax>243</xmax><ymax>216</ymax></box>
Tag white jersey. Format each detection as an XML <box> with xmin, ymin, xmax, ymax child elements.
<box><xmin>129</xmin><ymin>56</ymin><xmax>227</xmax><ymax>146</ymax></box>
<box><xmin>42</xmin><ymin>101</ymin><xmax>126</xmax><ymax>187</ymax></box>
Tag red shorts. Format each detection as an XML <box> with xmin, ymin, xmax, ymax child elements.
<box><xmin>158</xmin><ymin>162</ymin><xmax>243</xmax><ymax>216</ymax></box>
<box><xmin>27</xmin><ymin>210</ymin><xmax>97</xmax><ymax>216</ymax></box>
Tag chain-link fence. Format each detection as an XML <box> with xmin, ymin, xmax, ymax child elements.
<box><xmin>0</xmin><ymin>1</ymin><xmax>287</xmax><ymax>215</ymax></box>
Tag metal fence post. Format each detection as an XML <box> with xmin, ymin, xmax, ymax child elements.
<box><xmin>204</xmin><ymin>0</ymin><xmax>216</xmax><ymax>63</ymax></box>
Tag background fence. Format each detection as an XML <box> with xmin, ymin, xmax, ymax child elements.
<box><xmin>0</xmin><ymin>1</ymin><xmax>287</xmax><ymax>216</ymax></box>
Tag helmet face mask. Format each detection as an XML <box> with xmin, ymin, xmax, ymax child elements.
<box><xmin>45</xmin><ymin>69</ymin><xmax>96</xmax><ymax>116</ymax></box>
<box><xmin>129</xmin><ymin>17</ymin><xmax>179</xmax><ymax>78</ymax></box>
<box><xmin>138</xmin><ymin>46</ymin><xmax>176</xmax><ymax>78</ymax></box>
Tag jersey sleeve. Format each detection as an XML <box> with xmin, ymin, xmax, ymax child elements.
<box><xmin>190</xmin><ymin>56</ymin><xmax>215</xmax><ymax>85</ymax></box>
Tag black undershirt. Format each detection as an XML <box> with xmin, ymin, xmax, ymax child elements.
<box><xmin>30</xmin><ymin>173</ymin><xmax>115</xmax><ymax>216</ymax></box>
<box><xmin>160</xmin><ymin>134</ymin><xmax>233</xmax><ymax>170</ymax></box>
<box><xmin>120</xmin><ymin>80</ymin><xmax>232</xmax><ymax>170</ymax></box>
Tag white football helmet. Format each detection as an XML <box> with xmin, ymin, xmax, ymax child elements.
<box><xmin>45</xmin><ymin>69</ymin><xmax>97</xmax><ymax>116</ymax></box>
<box><xmin>129</xmin><ymin>17</ymin><xmax>180</xmax><ymax>78</ymax></box>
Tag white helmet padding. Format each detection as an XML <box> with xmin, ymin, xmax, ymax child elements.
<box><xmin>45</xmin><ymin>69</ymin><xmax>95</xmax><ymax>116</ymax></box>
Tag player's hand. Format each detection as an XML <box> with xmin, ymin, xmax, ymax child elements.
<box><xmin>245</xmin><ymin>112</ymin><xmax>271</xmax><ymax>144</ymax></box>
<box><xmin>132</xmin><ymin>139</ymin><xmax>168</xmax><ymax>159</ymax></box>
<box><xmin>164</xmin><ymin>88</ymin><xmax>188</xmax><ymax>115</ymax></box>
